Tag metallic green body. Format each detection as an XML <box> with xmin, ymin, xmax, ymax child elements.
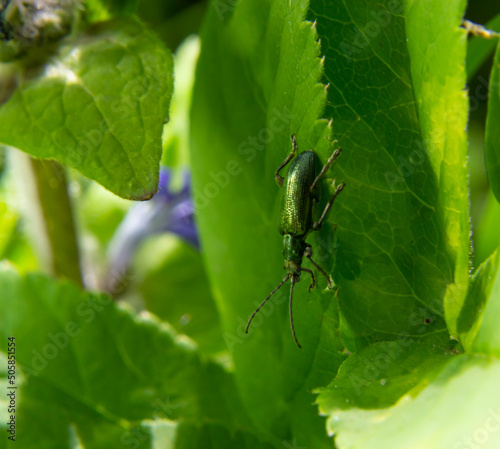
<box><xmin>245</xmin><ymin>135</ymin><xmax>343</xmax><ymax>348</ymax></box>
<box><xmin>278</xmin><ymin>151</ymin><xmax>315</xmax><ymax>238</ymax></box>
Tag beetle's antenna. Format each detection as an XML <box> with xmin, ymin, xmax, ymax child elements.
<box><xmin>289</xmin><ymin>276</ymin><xmax>302</xmax><ymax>348</ymax></box>
<box><xmin>246</xmin><ymin>275</ymin><xmax>290</xmax><ymax>333</ymax></box>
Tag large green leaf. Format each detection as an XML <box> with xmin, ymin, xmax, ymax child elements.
<box><xmin>317</xmin><ymin>354</ymin><xmax>500</xmax><ymax>449</ymax></box>
<box><xmin>0</xmin><ymin>266</ymin><xmax>252</xmax><ymax>448</ymax></box>
<box><xmin>191</xmin><ymin>0</ymin><xmax>344</xmax><ymax>446</ymax></box>
<box><xmin>0</xmin><ymin>18</ymin><xmax>173</xmax><ymax>200</ymax></box>
<box><xmin>402</xmin><ymin>0</ymin><xmax>470</xmax><ymax>336</ymax></box>
<box><xmin>307</xmin><ymin>0</ymin><xmax>469</xmax><ymax>342</ymax></box>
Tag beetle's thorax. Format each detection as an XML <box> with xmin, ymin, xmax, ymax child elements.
<box><xmin>282</xmin><ymin>234</ymin><xmax>306</xmax><ymax>277</ymax></box>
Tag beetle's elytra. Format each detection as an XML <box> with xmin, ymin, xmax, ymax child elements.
<box><xmin>246</xmin><ymin>135</ymin><xmax>345</xmax><ymax>348</ymax></box>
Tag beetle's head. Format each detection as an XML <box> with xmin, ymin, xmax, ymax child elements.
<box><xmin>246</xmin><ymin>233</ymin><xmax>307</xmax><ymax>348</ymax></box>
<box><xmin>283</xmin><ymin>259</ymin><xmax>301</xmax><ymax>279</ymax></box>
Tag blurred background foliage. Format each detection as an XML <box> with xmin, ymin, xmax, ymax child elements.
<box><xmin>0</xmin><ymin>0</ymin><xmax>224</xmax><ymax>359</ymax></box>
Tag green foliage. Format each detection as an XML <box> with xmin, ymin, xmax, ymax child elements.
<box><xmin>0</xmin><ymin>17</ymin><xmax>173</xmax><ymax>200</ymax></box>
<box><xmin>318</xmin><ymin>355</ymin><xmax>500</xmax><ymax>449</ymax></box>
<box><xmin>1</xmin><ymin>0</ymin><xmax>500</xmax><ymax>447</ymax></box>
<box><xmin>307</xmin><ymin>0</ymin><xmax>469</xmax><ymax>344</ymax></box>
<box><xmin>316</xmin><ymin>342</ymin><xmax>453</xmax><ymax>410</ymax></box>
<box><xmin>0</xmin><ymin>265</ymin><xmax>253</xmax><ymax>448</ymax></box>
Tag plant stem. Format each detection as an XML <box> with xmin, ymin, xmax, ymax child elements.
<box><xmin>30</xmin><ymin>158</ymin><xmax>82</xmax><ymax>287</ymax></box>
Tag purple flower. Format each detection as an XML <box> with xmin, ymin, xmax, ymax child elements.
<box><xmin>106</xmin><ymin>167</ymin><xmax>199</xmax><ymax>279</ymax></box>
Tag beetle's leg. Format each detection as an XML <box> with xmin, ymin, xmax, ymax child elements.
<box><xmin>304</xmin><ymin>246</ymin><xmax>335</xmax><ymax>289</ymax></box>
<box><xmin>310</xmin><ymin>146</ymin><xmax>342</xmax><ymax>192</ymax></box>
<box><xmin>289</xmin><ymin>276</ymin><xmax>302</xmax><ymax>348</ymax></box>
<box><xmin>312</xmin><ymin>181</ymin><xmax>345</xmax><ymax>231</ymax></box>
<box><xmin>275</xmin><ymin>134</ymin><xmax>298</xmax><ymax>187</ymax></box>
<box><xmin>246</xmin><ymin>275</ymin><xmax>290</xmax><ymax>333</ymax></box>
<box><xmin>301</xmin><ymin>267</ymin><xmax>315</xmax><ymax>292</ymax></box>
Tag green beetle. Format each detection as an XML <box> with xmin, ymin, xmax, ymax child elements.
<box><xmin>246</xmin><ymin>135</ymin><xmax>344</xmax><ymax>348</ymax></box>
